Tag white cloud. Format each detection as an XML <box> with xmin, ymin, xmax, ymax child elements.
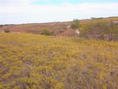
<box><xmin>0</xmin><ymin>1</ymin><xmax>118</xmax><ymax>24</ymax></box>
<box><xmin>0</xmin><ymin>0</ymin><xmax>36</xmax><ymax>6</ymax></box>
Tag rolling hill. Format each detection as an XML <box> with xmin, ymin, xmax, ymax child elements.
<box><xmin>0</xmin><ymin>16</ymin><xmax>118</xmax><ymax>39</ymax></box>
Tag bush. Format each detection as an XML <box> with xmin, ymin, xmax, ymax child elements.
<box><xmin>4</xmin><ymin>29</ymin><xmax>10</xmax><ymax>33</ymax></box>
<box><xmin>71</xmin><ymin>19</ymin><xmax>80</xmax><ymax>30</ymax></box>
<box><xmin>41</xmin><ymin>29</ymin><xmax>53</xmax><ymax>36</ymax></box>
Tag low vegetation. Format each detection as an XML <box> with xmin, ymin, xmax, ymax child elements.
<box><xmin>79</xmin><ymin>20</ymin><xmax>118</xmax><ymax>41</ymax></box>
<box><xmin>0</xmin><ymin>33</ymin><xmax>118</xmax><ymax>89</ymax></box>
<box><xmin>41</xmin><ymin>29</ymin><xmax>54</xmax><ymax>36</ymax></box>
<box><xmin>0</xmin><ymin>17</ymin><xmax>118</xmax><ymax>41</ymax></box>
<box><xmin>71</xmin><ymin>19</ymin><xmax>80</xmax><ymax>30</ymax></box>
<box><xmin>4</xmin><ymin>29</ymin><xmax>10</xmax><ymax>33</ymax></box>
<box><xmin>67</xmin><ymin>18</ymin><xmax>118</xmax><ymax>41</ymax></box>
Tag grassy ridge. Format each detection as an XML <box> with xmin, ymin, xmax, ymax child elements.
<box><xmin>0</xmin><ymin>33</ymin><xmax>118</xmax><ymax>89</ymax></box>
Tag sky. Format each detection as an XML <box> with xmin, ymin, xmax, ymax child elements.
<box><xmin>0</xmin><ymin>0</ymin><xmax>118</xmax><ymax>24</ymax></box>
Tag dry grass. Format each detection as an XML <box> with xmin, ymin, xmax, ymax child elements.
<box><xmin>0</xmin><ymin>33</ymin><xmax>118</xmax><ymax>89</ymax></box>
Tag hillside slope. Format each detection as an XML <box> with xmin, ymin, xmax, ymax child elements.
<box><xmin>0</xmin><ymin>16</ymin><xmax>118</xmax><ymax>38</ymax></box>
<box><xmin>0</xmin><ymin>33</ymin><xmax>118</xmax><ymax>89</ymax></box>
<box><xmin>0</xmin><ymin>22</ymin><xmax>73</xmax><ymax>36</ymax></box>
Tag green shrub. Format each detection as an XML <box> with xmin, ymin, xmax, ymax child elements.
<box><xmin>41</xmin><ymin>29</ymin><xmax>53</xmax><ymax>36</ymax></box>
<box><xmin>71</xmin><ymin>19</ymin><xmax>80</xmax><ymax>30</ymax></box>
<box><xmin>4</xmin><ymin>29</ymin><xmax>10</xmax><ymax>33</ymax></box>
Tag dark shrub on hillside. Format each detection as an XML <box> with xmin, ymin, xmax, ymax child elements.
<box><xmin>4</xmin><ymin>29</ymin><xmax>10</xmax><ymax>33</ymax></box>
<box><xmin>71</xmin><ymin>19</ymin><xmax>80</xmax><ymax>30</ymax></box>
<box><xmin>41</xmin><ymin>29</ymin><xmax>53</xmax><ymax>36</ymax></box>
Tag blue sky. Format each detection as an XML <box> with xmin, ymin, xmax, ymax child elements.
<box><xmin>0</xmin><ymin>0</ymin><xmax>118</xmax><ymax>24</ymax></box>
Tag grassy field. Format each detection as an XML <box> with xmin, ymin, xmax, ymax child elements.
<box><xmin>0</xmin><ymin>33</ymin><xmax>118</xmax><ymax>89</ymax></box>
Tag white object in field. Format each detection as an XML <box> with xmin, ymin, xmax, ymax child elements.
<box><xmin>67</xmin><ymin>25</ymin><xmax>71</xmax><ymax>29</ymax></box>
<box><xmin>75</xmin><ymin>29</ymin><xmax>80</xmax><ymax>35</ymax></box>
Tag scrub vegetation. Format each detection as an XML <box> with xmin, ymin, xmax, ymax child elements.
<box><xmin>0</xmin><ymin>33</ymin><xmax>118</xmax><ymax>89</ymax></box>
<box><xmin>79</xmin><ymin>20</ymin><xmax>118</xmax><ymax>41</ymax></box>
